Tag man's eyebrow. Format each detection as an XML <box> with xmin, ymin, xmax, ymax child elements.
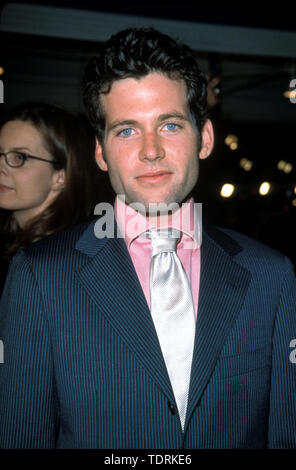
<box><xmin>157</xmin><ymin>112</ymin><xmax>189</xmax><ymax>123</ymax></box>
<box><xmin>108</xmin><ymin>120</ymin><xmax>138</xmax><ymax>131</ymax></box>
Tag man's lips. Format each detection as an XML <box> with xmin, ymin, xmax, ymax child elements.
<box><xmin>136</xmin><ymin>171</ymin><xmax>172</xmax><ymax>183</ymax></box>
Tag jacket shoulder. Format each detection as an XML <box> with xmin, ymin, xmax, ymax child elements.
<box><xmin>25</xmin><ymin>220</ymin><xmax>93</xmax><ymax>256</ymax></box>
<box><xmin>211</xmin><ymin>225</ymin><xmax>294</xmax><ymax>274</ymax></box>
<box><xmin>10</xmin><ymin>221</ymin><xmax>97</xmax><ymax>277</ymax></box>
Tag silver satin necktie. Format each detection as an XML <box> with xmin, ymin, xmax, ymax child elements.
<box><xmin>148</xmin><ymin>229</ymin><xmax>196</xmax><ymax>430</ymax></box>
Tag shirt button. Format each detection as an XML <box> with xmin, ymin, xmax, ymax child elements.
<box><xmin>168</xmin><ymin>401</ymin><xmax>176</xmax><ymax>415</ymax></box>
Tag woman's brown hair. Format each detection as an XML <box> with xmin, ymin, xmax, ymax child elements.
<box><xmin>0</xmin><ymin>101</ymin><xmax>98</xmax><ymax>259</ymax></box>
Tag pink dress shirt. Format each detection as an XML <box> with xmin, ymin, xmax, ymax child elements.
<box><xmin>115</xmin><ymin>196</ymin><xmax>201</xmax><ymax>317</ymax></box>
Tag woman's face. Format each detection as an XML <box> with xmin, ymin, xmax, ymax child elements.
<box><xmin>0</xmin><ymin>120</ymin><xmax>65</xmax><ymax>228</ymax></box>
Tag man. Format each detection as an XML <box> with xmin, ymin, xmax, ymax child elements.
<box><xmin>0</xmin><ymin>28</ymin><xmax>295</xmax><ymax>449</ymax></box>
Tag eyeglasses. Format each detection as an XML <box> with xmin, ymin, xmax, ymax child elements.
<box><xmin>0</xmin><ymin>151</ymin><xmax>56</xmax><ymax>168</ymax></box>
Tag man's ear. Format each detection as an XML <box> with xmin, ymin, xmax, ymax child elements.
<box><xmin>52</xmin><ymin>169</ymin><xmax>66</xmax><ymax>191</ymax></box>
<box><xmin>199</xmin><ymin>119</ymin><xmax>214</xmax><ymax>160</ymax></box>
<box><xmin>95</xmin><ymin>138</ymin><xmax>108</xmax><ymax>172</ymax></box>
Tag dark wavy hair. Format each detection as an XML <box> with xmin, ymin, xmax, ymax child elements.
<box><xmin>0</xmin><ymin>102</ymin><xmax>98</xmax><ymax>258</ymax></box>
<box><xmin>83</xmin><ymin>28</ymin><xmax>208</xmax><ymax>144</ymax></box>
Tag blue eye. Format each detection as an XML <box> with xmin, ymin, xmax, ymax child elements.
<box><xmin>165</xmin><ymin>123</ymin><xmax>179</xmax><ymax>132</ymax></box>
<box><xmin>120</xmin><ymin>128</ymin><xmax>133</xmax><ymax>137</ymax></box>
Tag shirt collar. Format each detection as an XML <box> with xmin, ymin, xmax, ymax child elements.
<box><xmin>115</xmin><ymin>196</ymin><xmax>202</xmax><ymax>249</ymax></box>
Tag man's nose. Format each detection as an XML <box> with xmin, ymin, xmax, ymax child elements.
<box><xmin>139</xmin><ymin>132</ymin><xmax>165</xmax><ymax>161</ymax></box>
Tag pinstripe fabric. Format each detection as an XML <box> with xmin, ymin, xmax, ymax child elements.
<box><xmin>0</xmin><ymin>220</ymin><xmax>295</xmax><ymax>448</ymax></box>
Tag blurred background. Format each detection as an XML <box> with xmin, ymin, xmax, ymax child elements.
<box><xmin>1</xmin><ymin>1</ymin><xmax>295</xmax><ymax>266</ymax></box>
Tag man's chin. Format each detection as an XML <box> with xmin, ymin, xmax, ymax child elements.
<box><xmin>128</xmin><ymin>199</ymin><xmax>183</xmax><ymax>218</ymax></box>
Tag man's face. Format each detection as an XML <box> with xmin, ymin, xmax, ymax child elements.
<box><xmin>96</xmin><ymin>72</ymin><xmax>213</xmax><ymax>211</ymax></box>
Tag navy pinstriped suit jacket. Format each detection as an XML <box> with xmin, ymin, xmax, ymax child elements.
<box><xmin>0</xmin><ymin>219</ymin><xmax>295</xmax><ymax>449</ymax></box>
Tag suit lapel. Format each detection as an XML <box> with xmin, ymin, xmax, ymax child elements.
<box><xmin>185</xmin><ymin>228</ymin><xmax>251</xmax><ymax>425</ymax></box>
<box><xmin>75</xmin><ymin>222</ymin><xmax>175</xmax><ymax>402</ymax></box>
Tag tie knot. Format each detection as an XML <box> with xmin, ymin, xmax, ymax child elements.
<box><xmin>147</xmin><ymin>228</ymin><xmax>180</xmax><ymax>256</ymax></box>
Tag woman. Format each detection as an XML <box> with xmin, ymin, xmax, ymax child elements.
<box><xmin>0</xmin><ymin>101</ymin><xmax>98</xmax><ymax>293</ymax></box>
